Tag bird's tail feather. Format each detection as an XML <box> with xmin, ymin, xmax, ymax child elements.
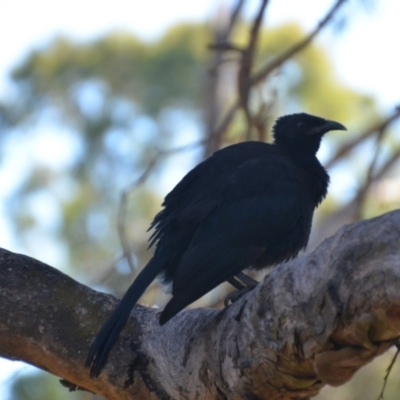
<box><xmin>86</xmin><ymin>256</ymin><xmax>163</xmax><ymax>377</ymax></box>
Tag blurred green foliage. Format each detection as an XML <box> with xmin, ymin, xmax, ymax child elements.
<box><xmin>315</xmin><ymin>348</ymin><xmax>400</xmax><ymax>400</ymax></box>
<box><xmin>8</xmin><ymin>371</ymin><xmax>101</xmax><ymax>400</ymax></box>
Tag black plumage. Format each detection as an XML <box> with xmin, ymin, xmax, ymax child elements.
<box><xmin>86</xmin><ymin>112</ymin><xmax>346</xmax><ymax>377</ymax></box>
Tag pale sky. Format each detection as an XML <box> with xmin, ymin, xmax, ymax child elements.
<box><xmin>0</xmin><ymin>0</ymin><xmax>399</xmax><ymax>397</ymax></box>
<box><xmin>1</xmin><ymin>0</ymin><xmax>399</xmax><ymax>107</ymax></box>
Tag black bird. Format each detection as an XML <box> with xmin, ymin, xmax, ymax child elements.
<box><xmin>86</xmin><ymin>112</ymin><xmax>346</xmax><ymax>376</ymax></box>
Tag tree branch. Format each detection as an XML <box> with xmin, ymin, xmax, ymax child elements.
<box><xmin>1</xmin><ymin>210</ymin><xmax>400</xmax><ymax>399</ymax></box>
<box><xmin>203</xmin><ymin>0</ymin><xmax>246</xmax><ymax>158</ymax></box>
<box><xmin>207</xmin><ymin>0</ymin><xmax>346</xmax><ymax>150</ymax></box>
<box><xmin>238</xmin><ymin>0</ymin><xmax>270</xmax><ymax>138</ymax></box>
<box><xmin>118</xmin><ymin>158</ymin><xmax>158</xmax><ymax>272</ymax></box>
<box><xmin>325</xmin><ymin>105</ymin><xmax>400</xmax><ymax>169</ymax></box>
<box><xmin>116</xmin><ymin>139</ymin><xmax>206</xmax><ymax>275</ymax></box>
<box><xmin>250</xmin><ymin>0</ymin><xmax>346</xmax><ymax>86</ymax></box>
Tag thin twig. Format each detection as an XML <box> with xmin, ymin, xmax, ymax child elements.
<box><xmin>209</xmin><ymin>100</ymin><xmax>240</xmax><ymax>146</ymax></box>
<box><xmin>377</xmin><ymin>341</ymin><xmax>400</xmax><ymax>400</ymax></box>
<box><xmin>376</xmin><ymin>147</ymin><xmax>400</xmax><ymax>178</ymax></box>
<box><xmin>326</xmin><ymin>106</ymin><xmax>400</xmax><ymax>169</ymax></box>
<box><xmin>355</xmin><ymin>124</ymin><xmax>388</xmax><ymax>219</ymax></box>
<box><xmin>91</xmin><ymin>254</ymin><xmax>124</xmax><ymax>285</ymax></box>
<box><xmin>117</xmin><ymin>140</ymin><xmax>206</xmax><ymax>272</ymax></box>
<box><xmin>239</xmin><ymin>0</ymin><xmax>270</xmax><ymax>139</ymax></box>
<box><xmin>208</xmin><ymin>42</ymin><xmax>244</xmax><ymax>52</ymax></box>
<box><xmin>207</xmin><ymin>0</ymin><xmax>246</xmax><ymax>56</ymax></box>
<box><xmin>338</xmin><ymin>107</ymin><xmax>400</xmax><ymax>220</ymax></box>
<box><xmin>117</xmin><ymin>158</ymin><xmax>158</xmax><ymax>272</ymax></box>
<box><xmin>160</xmin><ymin>140</ymin><xmax>207</xmax><ymax>155</ymax></box>
<box><xmin>209</xmin><ymin>0</ymin><xmax>346</xmax><ymax>150</ymax></box>
<box><xmin>227</xmin><ymin>0</ymin><xmax>246</xmax><ymax>34</ymax></box>
<box><xmin>203</xmin><ymin>1</ymin><xmax>246</xmax><ymax>157</ymax></box>
<box><xmin>250</xmin><ymin>0</ymin><xmax>347</xmax><ymax>86</ymax></box>
<box><xmin>353</xmin><ymin>144</ymin><xmax>400</xmax><ymax>221</ymax></box>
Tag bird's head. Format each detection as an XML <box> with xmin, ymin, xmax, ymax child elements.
<box><xmin>273</xmin><ymin>113</ymin><xmax>346</xmax><ymax>157</ymax></box>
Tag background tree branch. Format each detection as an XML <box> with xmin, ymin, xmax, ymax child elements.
<box><xmin>1</xmin><ymin>210</ymin><xmax>399</xmax><ymax>399</ymax></box>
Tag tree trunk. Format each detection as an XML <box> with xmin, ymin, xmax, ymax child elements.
<box><xmin>1</xmin><ymin>210</ymin><xmax>400</xmax><ymax>399</ymax></box>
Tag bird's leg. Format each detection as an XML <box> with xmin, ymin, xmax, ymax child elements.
<box><xmin>235</xmin><ymin>272</ymin><xmax>258</xmax><ymax>289</ymax></box>
<box><xmin>224</xmin><ymin>272</ymin><xmax>259</xmax><ymax>307</ymax></box>
<box><xmin>227</xmin><ymin>276</ymin><xmax>247</xmax><ymax>290</ymax></box>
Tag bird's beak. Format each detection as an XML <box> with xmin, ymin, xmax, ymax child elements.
<box><xmin>311</xmin><ymin>120</ymin><xmax>347</xmax><ymax>136</ymax></box>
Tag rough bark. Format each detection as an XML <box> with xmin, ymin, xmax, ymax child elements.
<box><xmin>1</xmin><ymin>210</ymin><xmax>400</xmax><ymax>400</ymax></box>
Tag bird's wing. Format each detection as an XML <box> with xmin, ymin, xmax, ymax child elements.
<box><xmin>149</xmin><ymin>142</ymin><xmax>275</xmax><ymax>247</ymax></box>
<box><xmin>172</xmin><ymin>156</ymin><xmax>302</xmax><ymax>294</ymax></box>
<box><xmin>160</xmin><ymin>157</ymin><xmax>303</xmax><ymax>324</ymax></box>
